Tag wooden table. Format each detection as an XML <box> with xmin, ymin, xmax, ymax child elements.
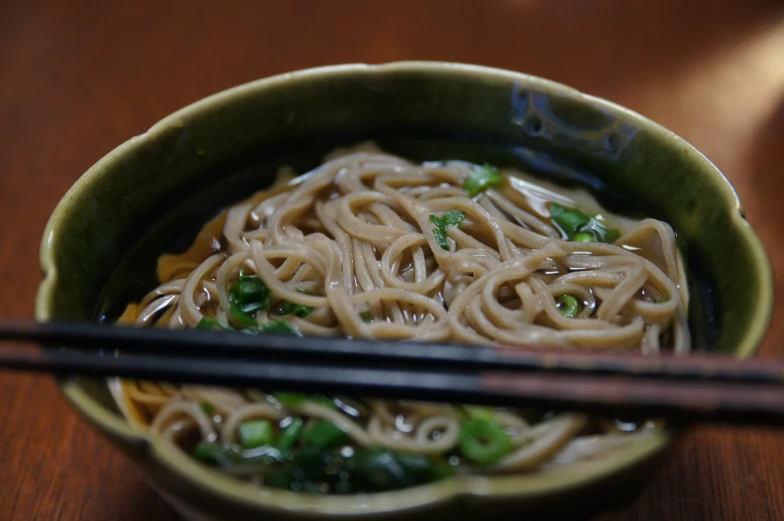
<box><xmin>1</xmin><ymin>0</ymin><xmax>783</xmax><ymax>519</ymax></box>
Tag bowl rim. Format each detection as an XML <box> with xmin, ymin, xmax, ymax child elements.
<box><xmin>36</xmin><ymin>61</ymin><xmax>773</xmax><ymax>516</ymax></box>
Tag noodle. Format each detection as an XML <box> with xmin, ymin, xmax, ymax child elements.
<box><xmin>110</xmin><ymin>145</ymin><xmax>690</xmax><ymax>494</ymax></box>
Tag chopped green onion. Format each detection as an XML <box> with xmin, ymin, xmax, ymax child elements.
<box><xmin>276</xmin><ymin>417</ymin><xmax>304</xmax><ymax>451</ymax></box>
<box><xmin>439</xmin><ymin>209</ymin><xmax>466</xmax><ymax>227</ymax></box>
<box><xmin>228</xmin><ymin>271</ymin><xmax>271</xmax><ymax>326</ymax></box>
<box><xmin>241</xmin><ymin>445</ymin><xmax>290</xmax><ymax>464</ymax></box>
<box><xmin>359</xmin><ymin>311</ymin><xmax>373</xmax><ymax>323</ymax></box>
<box><xmin>195</xmin><ymin>318</ymin><xmax>235</xmax><ymax>331</ymax></box>
<box><xmin>348</xmin><ymin>449</ymin><xmax>455</xmax><ymax>492</ymax></box>
<box><xmin>257</xmin><ymin>320</ymin><xmax>300</xmax><ymax>335</ymax></box>
<box><xmin>239</xmin><ymin>271</ymin><xmax>270</xmax><ymax>300</ymax></box>
<box><xmin>430</xmin><ymin>217</ymin><xmax>449</xmax><ymax>250</ymax></box>
<box><xmin>549</xmin><ymin>203</ymin><xmax>591</xmax><ymax>237</ymax></box>
<box><xmin>463</xmin><ymin>164</ymin><xmax>502</xmax><ymax>197</ymax></box>
<box><xmin>459</xmin><ymin>418</ymin><xmax>511</xmax><ymax>465</ymax></box>
<box><xmin>280</xmin><ymin>295</ymin><xmax>313</xmax><ymax>319</ymax></box>
<box><xmin>462</xmin><ymin>405</ymin><xmax>496</xmax><ymax>421</ymax></box>
<box><xmin>266</xmin><ymin>445</ymin><xmax>347</xmax><ymax>493</ymax></box>
<box><xmin>197</xmin><ymin>316</ymin><xmax>299</xmax><ymax>336</ymax></box>
<box><xmin>549</xmin><ymin>203</ymin><xmax>620</xmax><ymax>243</ymax></box>
<box><xmin>200</xmin><ymin>401</ymin><xmax>216</xmax><ymax>415</ymax></box>
<box><xmin>274</xmin><ymin>392</ymin><xmax>307</xmax><ymax>406</ymax></box>
<box><xmin>193</xmin><ymin>443</ymin><xmax>245</xmax><ymax>467</ymax></box>
<box><xmin>308</xmin><ymin>396</ymin><xmax>338</xmax><ymax>410</ymax></box>
<box><xmin>429</xmin><ymin>210</ymin><xmax>466</xmax><ymax>251</ymax></box>
<box><xmin>555</xmin><ymin>295</ymin><xmax>581</xmax><ymax>318</ymax></box>
<box><xmin>266</xmin><ymin>446</ymin><xmax>453</xmax><ymax>494</ymax></box>
<box><xmin>194</xmin><ymin>442</ymin><xmax>289</xmax><ymax>468</ymax></box>
<box><xmin>395</xmin><ymin>452</ymin><xmax>454</xmax><ymax>482</ymax></box>
<box><xmin>195</xmin><ymin>318</ymin><xmax>217</xmax><ymax>330</ymax></box>
<box><xmin>238</xmin><ymin>420</ymin><xmax>274</xmax><ymax>450</ymax></box>
<box><xmin>275</xmin><ymin>393</ymin><xmax>336</xmax><ymax>410</ymax></box>
<box><xmin>579</xmin><ymin>218</ymin><xmax>621</xmax><ymax>244</ymax></box>
<box><xmin>228</xmin><ymin>299</ymin><xmax>258</xmax><ymax>326</ymax></box>
<box><xmin>301</xmin><ymin>420</ymin><xmax>348</xmax><ymax>450</ymax></box>
<box><xmin>197</xmin><ymin>312</ymin><xmax>299</xmax><ymax>336</ymax></box>
<box><xmin>348</xmin><ymin>449</ymin><xmax>410</xmax><ymax>490</ymax></box>
<box><xmin>572</xmin><ymin>231</ymin><xmax>595</xmax><ymax>242</ymax></box>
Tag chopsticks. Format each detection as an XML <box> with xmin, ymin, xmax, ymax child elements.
<box><xmin>1</xmin><ymin>319</ymin><xmax>783</xmax><ymax>427</ymax></box>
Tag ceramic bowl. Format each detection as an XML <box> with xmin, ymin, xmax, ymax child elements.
<box><xmin>36</xmin><ymin>62</ymin><xmax>772</xmax><ymax>521</ymax></box>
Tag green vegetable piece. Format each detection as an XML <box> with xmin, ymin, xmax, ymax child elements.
<box><xmin>195</xmin><ymin>318</ymin><xmax>234</xmax><ymax>331</ymax></box>
<box><xmin>266</xmin><ymin>445</ymin><xmax>349</xmax><ymax>494</ymax></box>
<box><xmin>430</xmin><ymin>461</ymin><xmax>457</xmax><ymax>480</ymax></box>
<box><xmin>440</xmin><ymin>209</ymin><xmax>466</xmax><ymax>227</ymax></box>
<box><xmin>349</xmin><ymin>449</ymin><xmax>410</xmax><ymax>490</ymax></box>
<box><xmin>195</xmin><ymin>318</ymin><xmax>217</xmax><ymax>330</ymax></box>
<box><xmin>257</xmin><ymin>320</ymin><xmax>300</xmax><ymax>335</ymax></box>
<box><xmin>555</xmin><ymin>294</ymin><xmax>581</xmax><ymax>318</ymax></box>
<box><xmin>301</xmin><ymin>420</ymin><xmax>348</xmax><ymax>450</ymax></box>
<box><xmin>275</xmin><ymin>392</ymin><xmax>307</xmax><ymax>406</ymax></box>
<box><xmin>396</xmin><ymin>452</ymin><xmax>455</xmax><ymax>482</ymax></box>
<box><xmin>276</xmin><ymin>417</ymin><xmax>304</xmax><ymax>451</ymax></box>
<box><xmin>264</xmin><ymin>468</ymin><xmax>298</xmax><ymax>492</ymax></box>
<box><xmin>265</xmin><ymin>446</ymin><xmax>452</xmax><ymax>494</ymax></box>
<box><xmin>348</xmin><ymin>449</ymin><xmax>454</xmax><ymax>492</ymax></box>
<box><xmin>239</xmin><ymin>270</ymin><xmax>268</xmax><ymax>292</ymax></box>
<box><xmin>200</xmin><ymin>401</ymin><xmax>215</xmax><ymax>415</ymax></box>
<box><xmin>463</xmin><ymin>405</ymin><xmax>495</xmax><ymax>421</ymax></box>
<box><xmin>194</xmin><ymin>442</ymin><xmax>289</xmax><ymax>469</ymax></box>
<box><xmin>228</xmin><ymin>296</ymin><xmax>258</xmax><ymax>326</ymax></box>
<box><xmin>429</xmin><ymin>210</ymin><xmax>466</xmax><ymax>251</ymax></box>
<box><xmin>459</xmin><ymin>418</ymin><xmax>512</xmax><ymax>465</ymax></box>
<box><xmin>228</xmin><ymin>271</ymin><xmax>271</xmax><ymax>326</ymax></box>
<box><xmin>359</xmin><ymin>311</ymin><xmax>373</xmax><ymax>323</ymax></box>
<box><xmin>463</xmin><ymin>164</ymin><xmax>502</xmax><ymax>197</ymax></box>
<box><xmin>549</xmin><ymin>203</ymin><xmax>620</xmax><ymax>243</ymax></box>
<box><xmin>275</xmin><ymin>393</ymin><xmax>336</xmax><ymax>410</ymax></box>
<box><xmin>238</xmin><ymin>420</ymin><xmax>274</xmax><ymax>450</ymax></box>
<box><xmin>241</xmin><ymin>445</ymin><xmax>290</xmax><ymax>464</ymax></box>
<box><xmin>193</xmin><ymin>443</ymin><xmax>245</xmax><ymax>467</ymax></box>
<box><xmin>579</xmin><ymin>218</ymin><xmax>621</xmax><ymax>244</ymax></box>
<box><xmin>549</xmin><ymin>203</ymin><xmax>591</xmax><ymax>237</ymax></box>
<box><xmin>430</xmin><ymin>217</ymin><xmax>450</xmax><ymax>250</ymax></box>
<box><xmin>280</xmin><ymin>298</ymin><xmax>313</xmax><ymax>318</ymax></box>
<box><xmin>232</xmin><ymin>298</ymin><xmax>259</xmax><ymax>326</ymax></box>
<box><xmin>309</xmin><ymin>396</ymin><xmax>338</xmax><ymax>410</ymax></box>
<box><xmin>572</xmin><ymin>231</ymin><xmax>595</xmax><ymax>242</ymax></box>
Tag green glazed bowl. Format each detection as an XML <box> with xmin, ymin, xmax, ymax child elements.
<box><xmin>36</xmin><ymin>62</ymin><xmax>772</xmax><ymax>521</ymax></box>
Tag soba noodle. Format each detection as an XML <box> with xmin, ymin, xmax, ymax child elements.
<box><xmin>111</xmin><ymin>143</ymin><xmax>689</xmax><ymax>494</ymax></box>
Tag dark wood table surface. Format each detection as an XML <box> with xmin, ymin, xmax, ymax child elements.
<box><xmin>2</xmin><ymin>0</ymin><xmax>783</xmax><ymax>519</ymax></box>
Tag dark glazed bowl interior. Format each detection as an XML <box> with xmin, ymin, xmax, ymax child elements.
<box><xmin>36</xmin><ymin>63</ymin><xmax>772</xmax><ymax>520</ymax></box>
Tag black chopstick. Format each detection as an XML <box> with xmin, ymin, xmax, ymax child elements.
<box><xmin>3</xmin><ymin>344</ymin><xmax>784</xmax><ymax>427</ymax></box>
<box><xmin>2</xmin><ymin>319</ymin><xmax>784</xmax><ymax>427</ymax></box>
<box><xmin>1</xmin><ymin>319</ymin><xmax>783</xmax><ymax>385</ymax></box>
